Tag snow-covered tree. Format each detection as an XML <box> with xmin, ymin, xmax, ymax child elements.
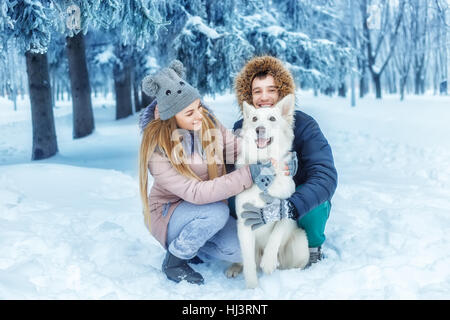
<box><xmin>47</xmin><ymin>33</ymin><xmax>70</xmax><ymax>103</ymax></box>
<box><xmin>393</xmin><ymin>1</ymin><xmax>414</xmax><ymax>100</ymax></box>
<box><xmin>205</xmin><ymin>0</ymin><xmax>235</xmax><ymax>27</ymax></box>
<box><xmin>89</xmin><ymin>0</ymin><xmax>166</xmax><ymax>119</ymax></box>
<box><xmin>431</xmin><ymin>0</ymin><xmax>449</xmax><ymax>95</ymax></box>
<box><xmin>0</xmin><ymin>1</ymin><xmax>12</xmax><ymax>57</ymax></box>
<box><xmin>360</xmin><ymin>0</ymin><xmax>406</xmax><ymax>99</ymax></box>
<box><xmin>174</xmin><ymin>14</ymin><xmax>253</xmax><ymax>95</ymax></box>
<box><xmin>52</xmin><ymin>0</ymin><xmax>97</xmax><ymax>139</ymax></box>
<box><xmin>86</xmin><ymin>31</ymin><xmax>116</xmax><ymax>99</ymax></box>
<box><xmin>3</xmin><ymin>0</ymin><xmax>58</xmax><ymax>160</ymax></box>
<box><xmin>155</xmin><ymin>0</ymin><xmax>352</xmax><ymax>97</ymax></box>
<box><xmin>151</xmin><ymin>1</ymin><xmax>250</xmax><ymax>95</ymax></box>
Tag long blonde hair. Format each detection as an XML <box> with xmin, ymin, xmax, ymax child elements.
<box><xmin>139</xmin><ymin>103</ymin><xmax>224</xmax><ymax>223</ymax></box>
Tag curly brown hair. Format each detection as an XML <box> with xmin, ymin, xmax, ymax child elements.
<box><xmin>234</xmin><ymin>56</ymin><xmax>296</xmax><ymax>111</ymax></box>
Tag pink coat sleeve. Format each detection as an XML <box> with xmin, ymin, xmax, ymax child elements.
<box><xmin>149</xmin><ymin>152</ymin><xmax>253</xmax><ymax>205</ymax></box>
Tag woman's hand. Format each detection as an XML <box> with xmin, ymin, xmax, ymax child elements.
<box><xmin>249</xmin><ymin>160</ymin><xmax>275</xmax><ymax>191</ymax></box>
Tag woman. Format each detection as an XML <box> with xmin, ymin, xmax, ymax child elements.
<box><xmin>138</xmin><ymin>60</ymin><xmax>278</xmax><ymax>285</ymax></box>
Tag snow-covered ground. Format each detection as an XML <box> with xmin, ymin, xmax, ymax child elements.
<box><xmin>0</xmin><ymin>91</ymin><xmax>449</xmax><ymax>299</ymax></box>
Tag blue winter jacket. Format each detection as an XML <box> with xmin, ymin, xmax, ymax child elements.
<box><xmin>233</xmin><ymin>110</ymin><xmax>338</xmax><ymax>220</ymax></box>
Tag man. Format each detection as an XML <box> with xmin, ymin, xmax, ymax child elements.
<box><xmin>232</xmin><ymin>55</ymin><xmax>338</xmax><ymax>265</ymax></box>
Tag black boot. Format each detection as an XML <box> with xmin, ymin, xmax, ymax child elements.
<box><xmin>162</xmin><ymin>251</ymin><xmax>204</xmax><ymax>285</ymax></box>
<box><xmin>188</xmin><ymin>255</ymin><xmax>204</xmax><ymax>265</ymax></box>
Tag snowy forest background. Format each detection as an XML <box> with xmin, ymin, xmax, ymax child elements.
<box><xmin>1</xmin><ymin>1</ymin><xmax>450</xmax><ymax>299</ymax></box>
<box><xmin>0</xmin><ymin>0</ymin><xmax>449</xmax><ymax>161</ymax></box>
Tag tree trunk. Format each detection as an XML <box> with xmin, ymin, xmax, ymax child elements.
<box><xmin>56</xmin><ymin>81</ymin><xmax>61</xmax><ymax>101</ymax></box>
<box><xmin>114</xmin><ymin>63</ymin><xmax>133</xmax><ymax>120</ymax></box>
<box><xmin>372</xmin><ymin>73</ymin><xmax>382</xmax><ymax>99</ymax></box>
<box><xmin>133</xmin><ymin>76</ymin><xmax>141</xmax><ymax>113</ymax></box>
<box><xmin>66</xmin><ymin>32</ymin><xmax>95</xmax><ymax>139</ymax></box>
<box><xmin>338</xmin><ymin>83</ymin><xmax>347</xmax><ymax>97</ymax></box>
<box><xmin>25</xmin><ymin>51</ymin><xmax>58</xmax><ymax>160</ymax></box>
<box><xmin>414</xmin><ymin>70</ymin><xmax>422</xmax><ymax>94</ymax></box>
<box><xmin>440</xmin><ymin>80</ymin><xmax>447</xmax><ymax>95</ymax></box>
<box><xmin>8</xmin><ymin>44</ymin><xmax>18</xmax><ymax>111</ymax></box>
<box><xmin>400</xmin><ymin>76</ymin><xmax>407</xmax><ymax>101</ymax></box>
<box><xmin>359</xmin><ymin>69</ymin><xmax>368</xmax><ymax>98</ymax></box>
<box><xmin>350</xmin><ymin>0</ymin><xmax>356</xmax><ymax>107</ymax></box>
<box><xmin>351</xmin><ymin>71</ymin><xmax>356</xmax><ymax>107</ymax></box>
<box><xmin>388</xmin><ymin>68</ymin><xmax>397</xmax><ymax>94</ymax></box>
<box><xmin>313</xmin><ymin>83</ymin><xmax>318</xmax><ymax>97</ymax></box>
<box><xmin>51</xmin><ymin>73</ymin><xmax>56</xmax><ymax>108</ymax></box>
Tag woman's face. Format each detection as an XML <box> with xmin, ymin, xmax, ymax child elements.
<box><xmin>175</xmin><ymin>98</ymin><xmax>203</xmax><ymax>131</ymax></box>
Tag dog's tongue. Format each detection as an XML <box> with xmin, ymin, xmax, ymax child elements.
<box><xmin>256</xmin><ymin>138</ymin><xmax>269</xmax><ymax>148</ymax></box>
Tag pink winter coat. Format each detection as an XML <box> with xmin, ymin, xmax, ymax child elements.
<box><xmin>144</xmin><ymin>121</ymin><xmax>253</xmax><ymax>248</ymax></box>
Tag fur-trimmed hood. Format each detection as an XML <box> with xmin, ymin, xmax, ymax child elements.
<box><xmin>234</xmin><ymin>56</ymin><xmax>295</xmax><ymax>111</ymax></box>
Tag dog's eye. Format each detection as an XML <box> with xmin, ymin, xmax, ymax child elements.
<box><xmin>269</xmin><ymin>116</ymin><xmax>276</xmax><ymax>122</ymax></box>
<box><xmin>252</xmin><ymin>116</ymin><xmax>258</xmax><ymax>122</ymax></box>
<box><xmin>165</xmin><ymin>90</ymin><xmax>171</xmax><ymax>95</ymax></box>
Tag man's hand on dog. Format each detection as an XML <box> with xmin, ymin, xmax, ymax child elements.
<box><xmin>286</xmin><ymin>152</ymin><xmax>298</xmax><ymax>177</ymax></box>
<box><xmin>269</xmin><ymin>152</ymin><xmax>298</xmax><ymax>176</ymax></box>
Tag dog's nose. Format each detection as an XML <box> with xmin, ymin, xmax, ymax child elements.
<box><xmin>255</xmin><ymin>126</ymin><xmax>266</xmax><ymax>137</ymax></box>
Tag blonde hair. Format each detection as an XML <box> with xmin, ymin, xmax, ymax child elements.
<box><xmin>139</xmin><ymin>103</ymin><xmax>224</xmax><ymax>224</ymax></box>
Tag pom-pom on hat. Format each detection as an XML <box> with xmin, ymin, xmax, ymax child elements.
<box><xmin>142</xmin><ymin>60</ymin><xmax>201</xmax><ymax>120</ymax></box>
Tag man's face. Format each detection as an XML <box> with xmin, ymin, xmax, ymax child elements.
<box><xmin>251</xmin><ymin>74</ymin><xmax>280</xmax><ymax>109</ymax></box>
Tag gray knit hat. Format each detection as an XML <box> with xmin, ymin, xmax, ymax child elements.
<box><xmin>141</xmin><ymin>60</ymin><xmax>201</xmax><ymax>120</ymax></box>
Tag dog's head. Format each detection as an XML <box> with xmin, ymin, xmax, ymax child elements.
<box><xmin>241</xmin><ymin>94</ymin><xmax>295</xmax><ymax>162</ymax></box>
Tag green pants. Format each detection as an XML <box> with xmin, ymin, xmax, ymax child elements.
<box><xmin>297</xmin><ymin>199</ymin><xmax>330</xmax><ymax>248</ymax></box>
<box><xmin>228</xmin><ymin>186</ymin><xmax>331</xmax><ymax>248</ymax></box>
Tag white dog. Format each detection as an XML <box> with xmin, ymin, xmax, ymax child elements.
<box><xmin>226</xmin><ymin>94</ymin><xmax>309</xmax><ymax>289</ymax></box>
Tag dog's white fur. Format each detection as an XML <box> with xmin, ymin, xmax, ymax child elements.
<box><xmin>226</xmin><ymin>94</ymin><xmax>309</xmax><ymax>289</ymax></box>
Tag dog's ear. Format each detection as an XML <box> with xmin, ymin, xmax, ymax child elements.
<box><xmin>277</xmin><ymin>94</ymin><xmax>295</xmax><ymax>125</ymax></box>
<box><xmin>242</xmin><ymin>101</ymin><xmax>253</xmax><ymax>120</ymax></box>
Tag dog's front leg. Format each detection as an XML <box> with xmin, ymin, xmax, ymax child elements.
<box><xmin>260</xmin><ymin>219</ymin><xmax>297</xmax><ymax>274</ymax></box>
<box><xmin>237</xmin><ymin>223</ymin><xmax>258</xmax><ymax>289</ymax></box>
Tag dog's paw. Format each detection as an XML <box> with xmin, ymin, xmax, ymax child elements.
<box><xmin>225</xmin><ymin>263</ymin><xmax>243</xmax><ymax>278</ymax></box>
<box><xmin>260</xmin><ymin>254</ymin><xmax>278</xmax><ymax>275</ymax></box>
<box><xmin>245</xmin><ymin>276</ymin><xmax>258</xmax><ymax>289</ymax></box>
<box><xmin>243</xmin><ymin>268</ymin><xmax>259</xmax><ymax>289</ymax></box>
